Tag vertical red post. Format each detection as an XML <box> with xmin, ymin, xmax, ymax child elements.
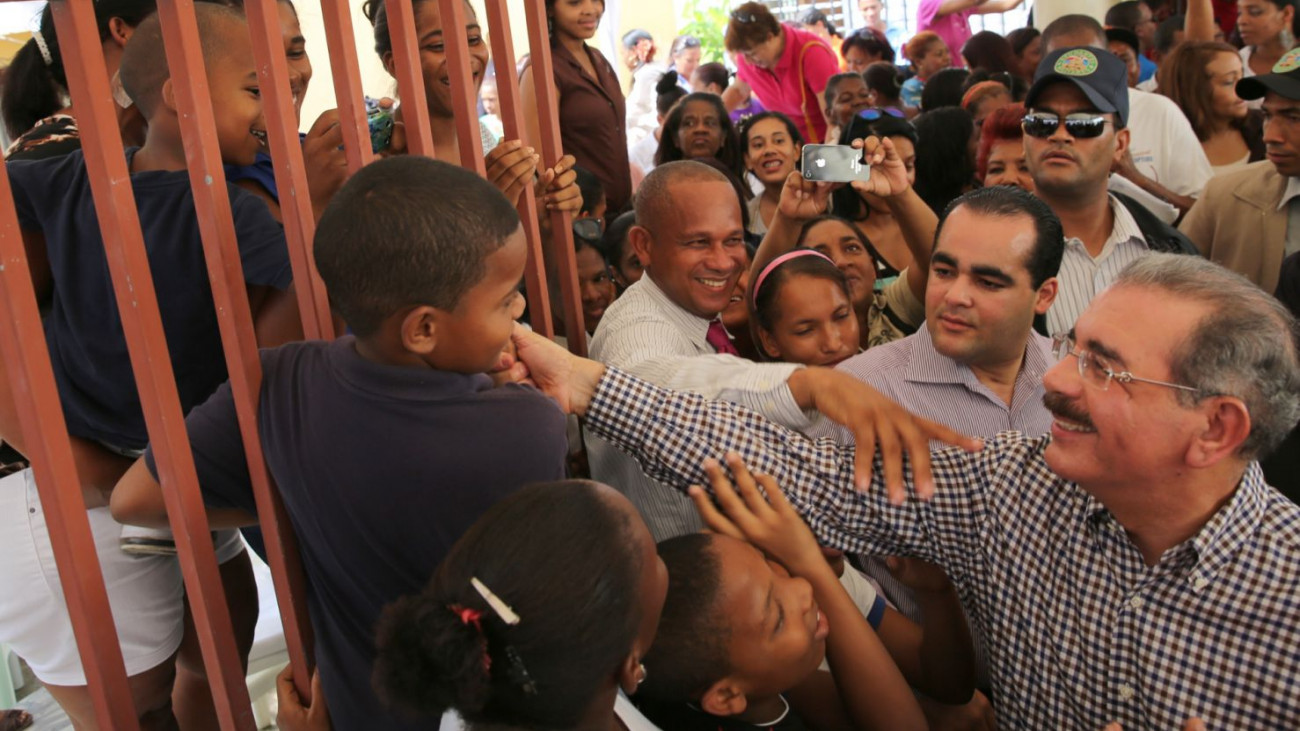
<box><xmin>482</xmin><ymin>0</ymin><xmax>554</xmax><ymax>337</ymax></box>
<box><xmin>61</xmin><ymin>0</ymin><xmax>256</xmax><ymax>725</ymax></box>
<box><xmin>436</xmin><ymin>0</ymin><xmax>486</xmax><ymax>174</ymax></box>
<box><xmin>244</xmin><ymin>0</ymin><xmax>335</xmax><ymax>341</ymax></box>
<box><xmin>521</xmin><ymin>0</ymin><xmax>586</xmax><ymax>355</ymax></box>
<box><xmin>0</xmin><ymin>171</ymin><xmax>142</xmax><ymax>729</ymax></box>
<box><xmin>320</xmin><ymin>0</ymin><xmax>376</xmax><ymax>174</ymax></box>
<box><xmin>385</xmin><ymin>0</ymin><xmax>437</xmax><ymax>158</ymax></box>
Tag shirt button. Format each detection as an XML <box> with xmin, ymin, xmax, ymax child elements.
<box><xmin>1129</xmin><ymin>596</ymin><xmax>1144</xmax><ymax>610</ymax></box>
<box><xmin>1118</xmin><ymin>684</ymin><xmax>1135</xmax><ymax>700</ymax></box>
<box><xmin>1192</xmin><ymin>575</ymin><xmax>1210</xmax><ymax>591</ymax></box>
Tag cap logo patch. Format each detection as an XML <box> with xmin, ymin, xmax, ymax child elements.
<box><xmin>1273</xmin><ymin>48</ymin><xmax>1300</xmax><ymax>73</ymax></box>
<box><xmin>1053</xmin><ymin>49</ymin><xmax>1100</xmax><ymax>77</ymax></box>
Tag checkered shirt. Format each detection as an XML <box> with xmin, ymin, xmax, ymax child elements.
<box><xmin>586</xmin><ymin>367</ymin><xmax>1300</xmax><ymax>729</ymax></box>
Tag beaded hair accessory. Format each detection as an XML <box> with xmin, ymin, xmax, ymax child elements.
<box><xmin>32</xmin><ymin>30</ymin><xmax>53</xmax><ymax>66</ymax></box>
<box><xmin>751</xmin><ymin>249</ymin><xmax>837</xmax><ymax>306</ymax></box>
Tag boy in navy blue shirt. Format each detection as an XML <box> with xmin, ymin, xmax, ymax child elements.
<box><xmin>112</xmin><ymin>156</ymin><xmax>570</xmax><ymax>730</ymax></box>
<box><xmin>0</xmin><ymin>6</ymin><xmax>292</xmax><ymax>727</ymax></box>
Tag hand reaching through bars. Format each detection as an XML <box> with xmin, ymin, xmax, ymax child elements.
<box><xmin>535</xmin><ymin>153</ymin><xmax>581</xmax><ymax>213</ymax></box>
<box><xmin>485</xmin><ymin>140</ymin><xmax>541</xmax><ymax>205</ymax></box>
<box><xmin>303</xmin><ymin>109</ymin><xmax>350</xmax><ymax>223</ymax></box>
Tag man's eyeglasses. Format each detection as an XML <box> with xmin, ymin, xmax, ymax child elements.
<box><xmin>573</xmin><ymin>217</ymin><xmax>604</xmax><ymax>245</ymax></box>
<box><xmin>1051</xmin><ymin>334</ymin><xmax>1204</xmax><ymax>394</ymax></box>
<box><xmin>1022</xmin><ymin>112</ymin><xmax>1110</xmax><ymax>139</ymax></box>
<box><xmin>858</xmin><ymin>107</ymin><xmax>906</xmax><ymax>121</ymax></box>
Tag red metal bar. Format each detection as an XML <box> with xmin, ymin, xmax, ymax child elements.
<box><xmin>245</xmin><ymin>0</ymin><xmax>335</xmax><ymax>341</ymax></box>
<box><xmin>385</xmin><ymin>0</ymin><xmax>436</xmax><ymax>158</ymax></box>
<box><xmin>482</xmin><ymin>0</ymin><xmax>553</xmax><ymax>337</ymax></box>
<box><xmin>211</xmin><ymin>0</ymin><xmax>323</xmax><ymax>702</ymax></box>
<box><xmin>521</xmin><ymin>0</ymin><xmax>585</xmax><ymax>355</ymax></box>
<box><xmin>0</xmin><ymin>158</ymin><xmax>142</xmax><ymax>730</ymax></box>
<box><xmin>320</xmin><ymin>0</ymin><xmax>375</xmax><ymax>174</ymax></box>
<box><xmin>436</xmin><ymin>0</ymin><xmax>485</xmax><ymax>174</ymax></box>
<box><xmin>66</xmin><ymin>0</ymin><xmax>255</xmax><ymax>726</ymax></box>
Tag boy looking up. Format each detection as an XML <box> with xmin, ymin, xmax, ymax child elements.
<box><xmin>111</xmin><ymin>156</ymin><xmax>570</xmax><ymax>730</ymax></box>
<box><xmin>0</xmin><ymin>6</ymin><xmax>290</xmax><ymax>728</ymax></box>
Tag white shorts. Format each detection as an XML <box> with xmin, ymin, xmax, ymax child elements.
<box><xmin>0</xmin><ymin>469</ymin><xmax>246</xmax><ymax>685</ymax></box>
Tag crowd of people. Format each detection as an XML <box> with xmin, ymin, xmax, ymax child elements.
<box><xmin>0</xmin><ymin>0</ymin><xmax>1298</xmax><ymax>730</ymax></box>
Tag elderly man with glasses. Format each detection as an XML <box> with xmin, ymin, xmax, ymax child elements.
<box><xmin>507</xmin><ymin>252</ymin><xmax>1300</xmax><ymax>729</ymax></box>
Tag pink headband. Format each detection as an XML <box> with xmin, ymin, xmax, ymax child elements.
<box><xmin>751</xmin><ymin>249</ymin><xmax>837</xmax><ymax>306</ymax></box>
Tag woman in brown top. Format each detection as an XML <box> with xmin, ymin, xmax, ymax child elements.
<box><xmin>521</xmin><ymin>0</ymin><xmax>632</xmax><ymax>212</ymax></box>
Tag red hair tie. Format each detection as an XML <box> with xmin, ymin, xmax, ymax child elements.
<box><xmin>450</xmin><ymin>604</ymin><xmax>484</xmax><ymax>633</ymax></box>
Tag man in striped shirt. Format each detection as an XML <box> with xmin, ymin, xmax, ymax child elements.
<box><xmin>510</xmin><ymin>253</ymin><xmax>1300</xmax><ymax>728</ymax></box>
<box><xmin>1023</xmin><ymin>45</ymin><xmax>1197</xmax><ymax>338</ymax></box>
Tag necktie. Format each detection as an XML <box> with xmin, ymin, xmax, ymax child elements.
<box><xmin>707</xmin><ymin>319</ymin><xmax>739</xmax><ymax>356</ymax></box>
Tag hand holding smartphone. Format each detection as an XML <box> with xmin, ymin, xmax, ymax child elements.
<box><xmin>802</xmin><ymin>144</ymin><xmax>871</xmax><ymax>183</ymax></box>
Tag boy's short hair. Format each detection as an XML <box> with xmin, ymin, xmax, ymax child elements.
<box><xmin>640</xmin><ymin>534</ymin><xmax>733</xmax><ymax>701</ymax></box>
<box><xmin>313</xmin><ymin>156</ymin><xmax>522</xmax><ymax>337</ymax></box>
<box><xmin>119</xmin><ymin>3</ymin><xmax>246</xmax><ymax>116</ymax></box>
<box><xmin>573</xmin><ymin>165</ymin><xmax>605</xmax><ymax>216</ymax></box>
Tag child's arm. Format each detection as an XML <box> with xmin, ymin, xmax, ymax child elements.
<box><xmin>750</xmin><ymin>172</ymin><xmax>836</xmax><ymax>278</ymax></box>
<box><xmin>249</xmin><ymin>284</ymin><xmax>304</xmax><ymax>348</ymax></box>
<box><xmin>874</xmin><ymin>558</ymin><xmax>977</xmax><ymax>703</ymax></box>
<box><xmin>111</xmin><ymin>457</ymin><xmax>258</xmax><ymax>528</ymax></box>
<box><xmin>691</xmin><ymin>454</ymin><xmax>927</xmax><ymax>731</ymax></box>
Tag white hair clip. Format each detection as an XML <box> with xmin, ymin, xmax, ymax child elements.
<box><xmin>471</xmin><ymin>576</ymin><xmax>521</xmax><ymax>625</ymax></box>
<box><xmin>32</xmin><ymin>30</ymin><xmax>53</xmax><ymax>66</ymax></box>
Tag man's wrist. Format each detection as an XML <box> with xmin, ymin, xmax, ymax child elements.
<box><xmin>569</xmin><ymin>359</ymin><xmax>607</xmax><ymax>416</ymax></box>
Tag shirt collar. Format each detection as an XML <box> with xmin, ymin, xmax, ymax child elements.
<box><xmin>1278</xmin><ymin>176</ymin><xmax>1300</xmax><ymax>211</ymax></box>
<box><xmin>638</xmin><ymin>274</ymin><xmax>714</xmax><ymax>346</ymax></box>
<box><xmin>904</xmin><ymin>325</ymin><xmax>1054</xmax><ymax>393</ymax></box>
<box><xmin>1064</xmin><ymin>195</ymin><xmax>1147</xmax><ymax>255</ymax></box>
<box><xmin>328</xmin><ymin>336</ymin><xmax>493</xmax><ymax>401</ymax></box>
<box><xmin>1081</xmin><ymin>462</ymin><xmax>1270</xmax><ymax>577</ymax></box>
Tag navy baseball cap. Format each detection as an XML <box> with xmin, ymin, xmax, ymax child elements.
<box><xmin>1237</xmin><ymin>47</ymin><xmax>1300</xmax><ymax>101</ymax></box>
<box><xmin>1024</xmin><ymin>46</ymin><xmax>1130</xmax><ymax>126</ymax></box>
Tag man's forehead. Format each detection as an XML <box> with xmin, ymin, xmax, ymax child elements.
<box><xmin>1030</xmin><ymin>81</ymin><xmax>1098</xmax><ymax>110</ymax></box>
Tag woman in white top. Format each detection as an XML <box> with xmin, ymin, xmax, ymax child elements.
<box><xmin>739</xmin><ymin>112</ymin><xmax>805</xmax><ymax>237</ymax></box>
<box><xmin>1158</xmin><ymin>40</ymin><xmax>1266</xmax><ymax>176</ymax></box>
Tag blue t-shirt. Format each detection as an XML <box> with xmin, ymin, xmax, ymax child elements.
<box><xmin>6</xmin><ymin>148</ymin><xmax>292</xmax><ymax>450</ymax></box>
<box><xmin>145</xmin><ymin>337</ymin><xmax>568</xmax><ymax>731</ymax></box>
<box><xmin>1138</xmin><ymin>54</ymin><xmax>1157</xmax><ymax>84</ymax></box>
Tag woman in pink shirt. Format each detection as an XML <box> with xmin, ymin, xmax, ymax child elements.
<box><xmin>726</xmin><ymin>2</ymin><xmax>841</xmax><ymax>143</ymax></box>
<box><xmin>916</xmin><ymin>0</ymin><xmax>1024</xmax><ymax>69</ymax></box>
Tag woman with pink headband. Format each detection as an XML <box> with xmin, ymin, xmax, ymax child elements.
<box><xmin>749</xmin><ymin>248</ymin><xmax>860</xmax><ymax>367</ymax></box>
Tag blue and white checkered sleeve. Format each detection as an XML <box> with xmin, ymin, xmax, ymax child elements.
<box><xmin>585</xmin><ymin>367</ymin><xmax>1001</xmax><ymax>567</ymax></box>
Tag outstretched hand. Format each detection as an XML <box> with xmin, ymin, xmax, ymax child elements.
<box><xmin>791</xmin><ymin>368</ymin><xmax>982</xmax><ymax>503</ymax></box>
<box><xmin>536</xmin><ymin>153</ymin><xmax>582</xmax><ymax>212</ymax></box>
<box><xmin>689</xmin><ymin>453</ymin><xmax>826</xmax><ymax>577</ymax></box>
<box><xmin>847</xmin><ymin>135</ymin><xmax>911</xmax><ymax>201</ymax></box>
<box><xmin>485</xmin><ymin>140</ymin><xmax>540</xmax><ymax>205</ymax></box>
<box><xmin>508</xmin><ymin>325</ymin><xmax>606</xmax><ymax>414</ymax></box>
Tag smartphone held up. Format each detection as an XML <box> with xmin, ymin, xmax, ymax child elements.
<box><xmin>802</xmin><ymin>144</ymin><xmax>871</xmax><ymax>183</ymax></box>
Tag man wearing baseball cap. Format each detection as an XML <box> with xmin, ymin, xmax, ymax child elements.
<box><xmin>1179</xmin><ymin>46</ymin><xmax>1300</xmax><ymax>295</ymax></box>
<box><xmin>1022</xmin><ymin>45</ymin><xmax>1197</xmax><ymax>338</ymax></box>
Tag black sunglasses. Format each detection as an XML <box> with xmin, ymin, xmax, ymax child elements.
<box><xmin>1021</xmin><ymin>111</ymin><xmax>1110</xmax><ymax>139</ymax></box>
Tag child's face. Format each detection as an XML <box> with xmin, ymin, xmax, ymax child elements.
<box><xmin>575</xmin><ymin>244</ymin><xmax>615</xmax><ymax>333</ymax></box>
<box><xmin>386</xmin><ymin>0</ymin><xmax>489</xmax><ymax>119</ymax></box>
<box><xmin>613</xmin><ymin>240</ymin><xmax>644</xmax><ymax>288</ymax></box>
<box><xmin>207</xmin><ymin>28</ymin><xmax>269</xmax><ymax>166</ymax></box>
<box><xmin>278</xmin><ymin>0</ymin><xmax>313</xmax><ymax>119</ymax></box>
<box><xmin>759</xmin><ymin>273</ymin><xmax>859</xmax><ymax>367</ymax></box>
<box><xmin>720</xmin><ymin>267</ymin><xmax>750</xmax><ymax>336</ymax></box>
<box><xmin>427</xmin><ymin>226</ymin><xmax>528</xmax><ymax>372</ymax></box>
<box><xmin>800</xmin><ymin>220</ymin><xmax>877</xmax><ymax>309</ymax></box>
<box><xmin>708</xmin><ymin>536</ymin><xmax>828</xmax><ymax>701</ymax></box>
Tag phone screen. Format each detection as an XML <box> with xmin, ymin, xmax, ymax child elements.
<box><xmin>802</xmin><ymin>144</ymin><xmax>870</xmax><ymax>183</ymax></box>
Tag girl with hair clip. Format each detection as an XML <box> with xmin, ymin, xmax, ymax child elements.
<box><xmin>653</xmin><ymin>92</ymin><xmax>746</xmax><ymax>183</ymax></box>
<box><xmin>372</xmin><ymin>480</ymin><xmax>668</xmax><ymax>731</ymax></box>
<box><xmin>690</xmin><ymin>61</ymin><xmax>731</xmax><ymax>96</ymax></box>
<box><xmin>2</xmin><ymin>0</ymin><xmax>156</xmax><ymax>158</ymax></box>
<box><xmin>863</xmin><ymin>61</ymin><xmax>906</xmax><ymax>112</ymax></box>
